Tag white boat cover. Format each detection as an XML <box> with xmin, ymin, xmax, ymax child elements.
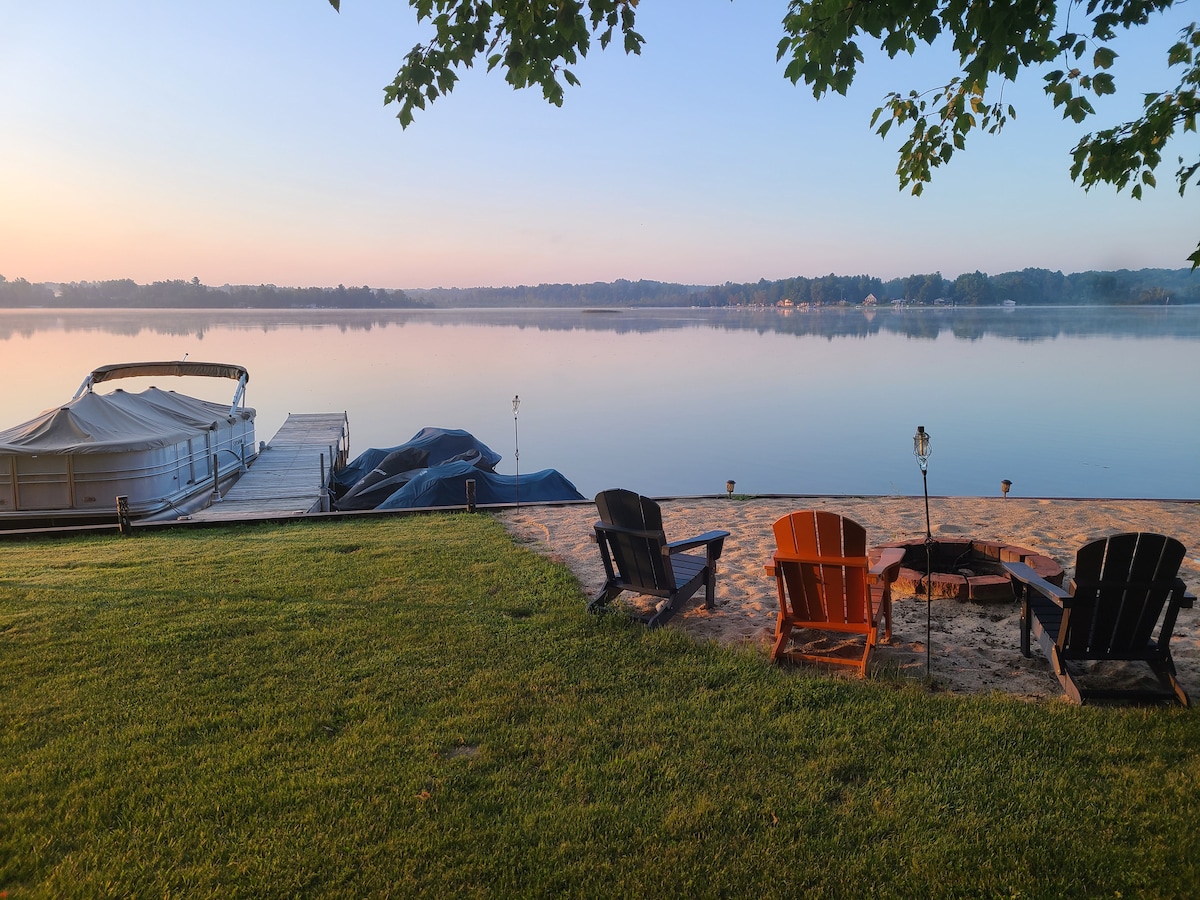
<box><xmin>0</xmin><ymin>387</ymin><xmax>255</xmax><ymax>454</ymax></box>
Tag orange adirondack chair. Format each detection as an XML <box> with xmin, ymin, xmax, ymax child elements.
<box><xmin>765</xmin><ymin>510</ymin><xmax>904</xmax><ymax>676</ymax></box>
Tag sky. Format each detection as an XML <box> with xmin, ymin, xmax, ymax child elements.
<box><xmin>1</xmin><ymin>1</ymin><xmax>1197</xmax><ymax>290</ymax></box>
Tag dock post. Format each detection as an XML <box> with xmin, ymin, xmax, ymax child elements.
<box><xmin>116</xmin><ymin>495</ymin><xmax>132</xmax><ymax>536</ymax></box>
<box><xmin>319</xmin><ymin>452</ymin><xmax>330</xmax><ymax>512</ymax></box>
<box><xmin>211</xmin><ymin>453</ymin><xmax>221</xmax><ymax>502</ymax></box>
<box><xmin>465</xmin><ymin>479</ymin><xmax>477</xmax><ymax>512</ymax></box>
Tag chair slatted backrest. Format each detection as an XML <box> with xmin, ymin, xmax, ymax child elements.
<box><xmin>595</xmin><ymin>489</ymin><xmax>673</xmax><ymax>593</ymax></box>
<box><xmin>772</xmin><ymin>510</ymin><xmax>870</xmax><ymax>625</ymax></box>
<box><xmin>1066</xmin><ymin>532</ymin><xmax>1186</xmax><ymax>656</ymax></box>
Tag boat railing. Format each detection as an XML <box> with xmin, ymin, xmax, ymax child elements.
<box><xmin>229</xmin><ymin>373</ymin><xmax>248</xmax><ymax>417</ymax></box>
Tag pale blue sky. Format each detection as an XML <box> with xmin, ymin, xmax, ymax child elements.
<box><xmin>1</xmin><ymin>1</ymin><xmax>1196</xmax><ymax>289</ymax></box>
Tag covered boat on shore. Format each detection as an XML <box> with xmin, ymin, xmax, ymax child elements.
<box><xmin>0</xmin><ymin>361</ymin><xmax>256</xmax><ymax>527</ymax></box>
<box><xmin>332</xmin><ymin>426</ymin><xmax>584</xmax><ymax>510</ymax></box>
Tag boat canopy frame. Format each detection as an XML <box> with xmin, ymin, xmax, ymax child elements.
<box><xmin>73</xmin><ymin>361</ymin><xmax>250</xmax><ymax>418</ymax></box>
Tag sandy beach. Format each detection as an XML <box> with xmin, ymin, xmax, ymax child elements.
<box><xmin>501</xmin><ymin>496</ymin><xmax>1200</xmax><ymax>701</ymax></box>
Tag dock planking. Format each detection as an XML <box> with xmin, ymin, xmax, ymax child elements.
<box><xmin>189</xmin><ymin>413</ymin><xmax>349</xmax><ymax>522</ymax></box>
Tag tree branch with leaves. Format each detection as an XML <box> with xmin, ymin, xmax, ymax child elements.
<box><xmin>328</xmin><ymin>0</ymin><xmax>644</xmax><ymax>126</ymax></box>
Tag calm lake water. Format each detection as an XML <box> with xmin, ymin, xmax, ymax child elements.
<box><xmin>1</xmin><ymin>306</ymin><xmax>1197</xmax><ymax>500</ymax></box>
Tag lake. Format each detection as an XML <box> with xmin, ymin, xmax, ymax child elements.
<box><xmin>1</xmin><ymin>306</ymin><xmax>1197</xmax><ymax>500</ymax></box>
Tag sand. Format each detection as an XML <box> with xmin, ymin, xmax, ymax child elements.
<box><xmin>500</xmin><ymin>496</ymin><xmax>1200</xmax><ymax>701</ymax></box>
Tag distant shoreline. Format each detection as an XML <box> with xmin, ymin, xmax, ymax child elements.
<box><xmin>3</xmin><ymin>266</ymin><xmax>1197</xmax><ymax>309</ymax></box>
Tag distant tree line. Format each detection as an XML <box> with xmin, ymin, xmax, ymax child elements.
<box><xmin>406</xmin><ymin>279</ymin><xmax>702</xmax><ymax>308</ymax></box>
<box><xmin>1</xmin><ymin>269</ymin><xmax>1196</xmax><ymax>309</ymax></box>
<box><xmin>0</xmin><ymin>276</ymin><xmax>430</xmax><ymax>310</ymax></box>
<box><xmin>413</xmin><ymin>269</ymin><xmax>1200</xmax><ymax>307</ymax></box>
<box><xmin>697</xmin><ymin>268</ymin><xmax>1200</xmax><ymax>308</ymax></box>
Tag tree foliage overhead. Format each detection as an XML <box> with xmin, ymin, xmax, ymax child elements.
<box><xmin>778</xmin><ymin>0</ymin><xmax>1200</xmax><ymax>265</ymax></box>
<box><xmin>330</xmin><ymin>1</ymin><xmax>1199</xmax><ymax>265</ymax></box>
<box><xmin>327</xmin><ymin>0</ymin><xmax>644</xmax><ymax>126</ymax></box>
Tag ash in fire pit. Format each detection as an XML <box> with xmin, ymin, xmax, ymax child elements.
<box><xmin>871</xmin><ymin>538</ymin><xmax>1064</xmax><ymax>602</ymax></box>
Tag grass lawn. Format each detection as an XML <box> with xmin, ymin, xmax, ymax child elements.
<box><xmin>2</xmin><ymin>513</ymin><xmax>1198</xmax><ymax>897</ymax></box>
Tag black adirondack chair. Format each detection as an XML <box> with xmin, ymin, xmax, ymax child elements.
<box><xmin>1005</xmin><ymin>532</ymin><xmax>1195</xmax><ymax>705</ymax></box>
<box><xmin>590</xmin><ymin>489</ymin><xmax>730</xmax><ymax>628</ymax></box>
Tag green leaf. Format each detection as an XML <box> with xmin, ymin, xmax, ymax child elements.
<box><xmin>1093</xmin><ymin>47</ymin><xmax>1117</xmax><ymax>70</ymax></box>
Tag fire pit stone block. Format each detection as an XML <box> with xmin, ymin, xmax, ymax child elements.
<box><xmin>877</xmin><ymin>538</ymin><xmax>1065</xmax><ymax>603</ymax></box>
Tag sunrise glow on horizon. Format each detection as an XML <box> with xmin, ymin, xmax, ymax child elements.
<box><xmin>2</xmin><ymin>2</ymin><xmax>1197</xmax><ymax>290</ymax></box>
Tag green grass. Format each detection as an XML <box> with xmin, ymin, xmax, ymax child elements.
<box><xmin>2</xmin><ymin>514</ymin><xmax>1199</xmax><ymax>897</ymax></box>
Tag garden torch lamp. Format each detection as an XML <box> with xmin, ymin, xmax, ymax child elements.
<box><xmin>512</xmin><ymin>395</ymin><xmax>521</xmax><ymax>509</ymax></box>
<box><xmin>913</xmin><ymin>426</ymin><xmax>933</xmax><ymax>676</ymax></box>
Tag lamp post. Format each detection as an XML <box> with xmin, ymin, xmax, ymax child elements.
<box><xmin>726</xmin><ymin>479</ymin><xmax>736</xmax><ymax>499</ymax></box>
<box><xmin>512</xmin><ymin>395</ymin><xmax>521</xmax><ymax>509</ymax></box>
<box><xmin>1001</xmin><ymin>479</ymin><xmax>1012</xmax><ymax>499</ymax></box>
<box><xmin>913</xmin><ymin>426</ymin><xmax>933</xmax><ymax>677</ymax></box>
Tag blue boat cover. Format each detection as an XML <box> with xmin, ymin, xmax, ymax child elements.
<box><xmin>333</xmin><ymin>427</ymin><xmax>502</xmax><ymax>502</ymax></box>
<box><xmin>376</xmin><ymin>459</ymin><xmax>584</xmax><ymax>510</ymax></box>
<box><xmin>333</xmin><ymin>426</ymin><xmax>582</xmax><ymax>510</ymax></box>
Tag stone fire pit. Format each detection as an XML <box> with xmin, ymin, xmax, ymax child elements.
<box><xmin>870</xmin><ymin>538</ymin><xmax>1064</xmax><ymax>602</ymax></box>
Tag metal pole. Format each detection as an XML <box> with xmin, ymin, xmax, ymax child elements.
<box><xmin>923</xmin><ymin>466</ymin><xmax>933</xmax><ymax>677</ymax></box>
<box><xmin>320</xmin><ymin>452</ymin><xmax>329</xmax><ymax>512</ymax></box>
<box><xmin>512</xmin><ymin>395</ymin><xmax>521</xmax><ymax>509</ymax></box>
<box><xmin>913</xmin><ymin>425</ymin><xmax>933</xmax><ymax>679</ymax></box>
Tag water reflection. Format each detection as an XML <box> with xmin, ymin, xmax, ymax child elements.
<box><xmin>1</xmin><ymin>307</ymin><xmax>1197</xmax><ymax>499</ymax></box>
<box><xmin>0</xmin><ymin>305</ymin><xmax>1196</xmax><ymax>343</ymax></box>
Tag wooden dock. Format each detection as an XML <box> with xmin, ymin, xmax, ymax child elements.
<box><xmin>189</xmin><ymin>413</ymin><xmax>349</xmax><ymax>522</ymax></box>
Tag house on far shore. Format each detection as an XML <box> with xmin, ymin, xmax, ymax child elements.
<box><xmin>863</xmin><ymin>293</ymin><xmax>878</xmax><ymax>306</ymax></box>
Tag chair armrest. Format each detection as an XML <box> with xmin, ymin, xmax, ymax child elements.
<box><xmin>666</xmin><ymin>530</ymin><xmax>730</xmax><ymax>559</ymax></box>
<box><xmin>869</xmin><ymin>547</ymin><xmax>905</xmax><ymax>578</ymax></box>
<box><xmin>1004</xmin><ymin>561</ymin><xmax>1071</xmax><ymax>603</ymax></box>
<box><xmin>1174</xmin><ymin>578</ymin><xmax>1194</xmax><ymax>609</ymax></box>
